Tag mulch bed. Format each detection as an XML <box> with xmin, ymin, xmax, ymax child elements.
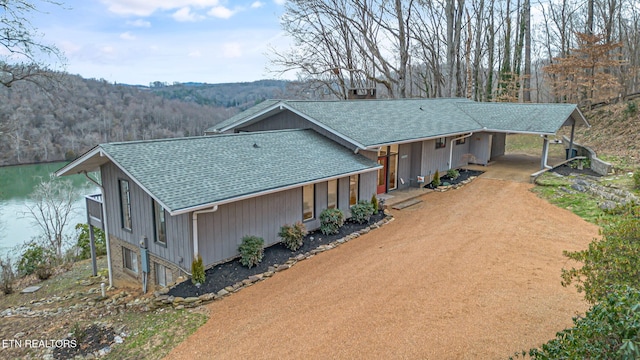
<box><xmin>423</xmin><ymin>169</ymin><xmax>485</xmax><ymax>189</ymax></box>
<box><xmin>168</xmin><ymin>211</ymin><xmax>386</xmax><ymax>298</ymax></box>
<box><xmin>551</xmin><ymin>164</ymin><xmax>602</xmax><ymax>177</ymax></box>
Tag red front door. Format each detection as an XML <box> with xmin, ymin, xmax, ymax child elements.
<box><xmin>377</xmin><ymin>156</ymin><xmax>387</xmax><ymax>194</ymax></box>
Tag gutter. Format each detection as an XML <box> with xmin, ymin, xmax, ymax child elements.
<box><xmin>449</xmin><ymin>133</ymin><xmax>474</xmax><ymax>169</ymax></box>
<box><xmin>81</xmin><ymin>171</ymin><xmax>113</xmax><ymax>289</ymax></box>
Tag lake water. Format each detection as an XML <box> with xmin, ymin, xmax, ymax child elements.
<box><xmin>0</xmin><ymin>162</ymin><xmax>98</xmax><ymax>261</ymax></box>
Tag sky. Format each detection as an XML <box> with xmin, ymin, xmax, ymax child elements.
<box><xmin>28</xmin><ymin>0</ymin><xmax>293</xmax><ymax>85</ymax></box>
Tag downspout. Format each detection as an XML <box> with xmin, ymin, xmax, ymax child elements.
<box><xmin>82</xmin><ymin>171</ymin><xmax>113</xmax><ymax>289</ymax></box>
<box><xmin>449</xmin><ymin>133</ymin><xmax>474</xmax><ymax>169</ymax></box>
<box><xmin>191</xmin><ymin>206</ymin><xmax>218</xmax><ymax>270</ymax></box>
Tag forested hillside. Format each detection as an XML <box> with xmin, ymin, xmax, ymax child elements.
<box><xmin>0</xmin><ymin>75</ymin><xmax>301</xmax><ymax>166</ymax></box>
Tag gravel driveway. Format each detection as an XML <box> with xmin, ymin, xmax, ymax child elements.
<box><xmin>167</xmin><ymin>178</ymin><xmax>598</xmax><ymax>359</ymax></box>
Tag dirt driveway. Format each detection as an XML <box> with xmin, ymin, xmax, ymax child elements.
<box><xmin>167</xmin><ymin>178</ymin><xmax>598</xmax><ymax>359</ymax></box>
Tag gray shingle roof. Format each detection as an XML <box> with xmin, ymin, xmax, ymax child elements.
<box><xmin>99</xmin><ymin>129</ymin><xmax>379</xmax><ymax>214</ymax></box>
<box><xmin>207</xmin><ymin>98</ymin><xmax>586</xmax><ymax>147</ymax></box>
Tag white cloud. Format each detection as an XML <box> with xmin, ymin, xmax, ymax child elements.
<box><xmin>273</xmin><ymin>0</ymin><xmax>286</xmax><ymax>5</ymax></box>
<box><xmin>100</xmin><ymin>0</ymin><xmax>221</xmax><ymax>16</ymax></box>
<box><xmin>126</xmin><ymin>19</ymin><xmax>151</xmax><ymax>28</ymax></box>
<box><xmin>251</xmin><ymin>1</ymin><xmax>264</xmax><ymax>8</ymax></box>
<box><xmin>120</xmin><ymin>32</ymin><xmax>136</xmax><ymax>40</ymax></box>
<box><xmin>208</xmin><ymin>6</ymin><xmax>235</xmax><ymax>19</ymax></box>
<box><xmin>188</xmin><ymin>50</ymin><xmax>202</xmax><ymax>58</ymax></box>
<box><xmin>173</xmin><ymin>7</ymin><xmax>205</xmax><ymax>22</ymax></box>
<box><xmin>222</xmin><ymin>42</ymin><xmax>242</xmax><ymax>58</ymax></box>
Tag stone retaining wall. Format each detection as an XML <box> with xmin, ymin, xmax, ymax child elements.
<box><xmin>563</xmin><ymin>135</ymin><xmax>612</xmax><ymax>176</ymax></box>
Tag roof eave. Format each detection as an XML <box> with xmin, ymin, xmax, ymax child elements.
<box><xmin>169</xmin><ymin>166</ymin><xmax>381</xmax><ymax>216</ymax></box>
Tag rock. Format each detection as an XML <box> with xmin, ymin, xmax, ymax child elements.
<box><xmin>155</xmin><ymin>295</ymin><xmax>169</xmax><ymax>302</ymax></box>
<box><xmin>84</xmin><ymin>353</ymin><xmax>95</xmax><ymax>359</ymax></box>
<box><xmin>114</xmin><ymin>335</ymin><xmax>124</xmax><ymax>344</ymax></box>
<box><xmin>263</xmin><ymin>271</ymin><xmax>274</xmax><ymax>278</ymax></box>
<box><xmin>172</xmin><ymin>297</ymin><xmax>184</xmax><ymax>304</ymax></box>
<box><xmin>224</xmin><ymin>286</ymin><xmax>234</xmax><ymax>292</ymax></box>
<box><xmin>275</xmin><ymin>264</ymin><xmax>289</xmax><ymax>272</ymax></box>
<box><xmin>184</xmin><ymin>297</ymin><xmax>199</xmax><ymax>303</ymax></box>
<box><xmin>14</xmin><ymin>331</ymin><xmax>25</xmax><ymax>338</ymax></box>
<box><xmin>295</xmin><ymin>254</ymin><xmax>306</xmax><ymax>261</ymax></box>
<box><xmin>199</xmin><ymin>293</ymin><xmax>215</xmax><ymax>302</ymax></box>
<box><xmin>359</xmin><ymin>228</ymin><xmax>370</xmax><ymax>235</ymax></box>
<box><xmin>217</xmin><ymin>289</ymin><xmax>229</xmax><ymax>297</ymax></box>
<box><xmin>267</xmin><ymin>266</ymin><xmax>276</xmax><ymax>272</ymax></box>
<box><xmin>98</xmin><ymin>346</ymin><xmax>111</xmax><ymax>356</ymax></box>
<box><xmin>174</xmin><ymin>305</ymin><xmax>185</xmax><ymax>310</ymax></box>
<box><xmin>599</xmin><ymin>201</ymin><xmax>618</xmax><ymax>211</ymax></box>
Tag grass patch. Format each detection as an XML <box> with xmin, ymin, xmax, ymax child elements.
<box><xmin>532</xmin><ymin>186</ymin><xmax>606</xmax><ymax>224</ymax></box>
<box><xmin>506</xmin><ymin>134</ymin><xmax>565</xmax><ymax>158</ymax></box>
<box><xmin>105</xmin><ymin>308</ymin><xmax>208</xmax><ymax>360</ymax></box>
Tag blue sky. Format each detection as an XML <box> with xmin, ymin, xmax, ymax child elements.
<box><xmin>29</xmin><ymin>0</ymin><xmax>292</xmax><ymax>85</ymax></box>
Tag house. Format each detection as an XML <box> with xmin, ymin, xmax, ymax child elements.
<box><xmin>57</xmin><ymin>98</ymin><xmax>588</xmax><ymax>290</ymax></box>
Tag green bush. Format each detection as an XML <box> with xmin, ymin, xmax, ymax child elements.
<box><xmin>350</xmin><ymin>200</ymin><xmax>375</xmax><ymax>224</ymax></box>
<box><xmin>431</xmin><ymin>170</ymin><xmax>441</xmax><ymax>187</ymax></box>
<box><xmin>320</xmin><ymin>208</ymin><xmax>344</xmax><ymax>235</ymax></box>
<box><xmin>238</xmin><ymin>236</ymin><xmax>264</xmax><ymax>268</ymax></box>
<box><xmin>528</xmin><ymin>286</ymin><xmax>640</xmax><ymax>359</ymax></box>
<box><xmin>561</xmin><ymin>203</ymin><xmax>640</xmax><ymax>304</ymax></box>
<box><xmin>75</xmin><ymin>223</ymin><xmax>106</xmax><ymax>260</ymax></box>
<box><xmin>191</xmin><ymin>254</ymin><xmax>205</xmax><ymax>285</ymax></box>
<box><xmin>371</xmin><ymin>194</ymin><xmax>379</xmax><ymax>213</ymax></box>
<box><xmin>278</xmin><ymin>222</ymin><xmax>307</xmax><ymax>251</ymax></box>
<box><xmin>446</xmin><ymin>169</ymin><xmax>460</xmax><ymax>180</ymax></box>
<box><xmin>17</xmin><ymin>242</ymin><xmax>50</xmax><ymax>276</ymax></box>
<box><xmin>633</xmin><ymin>169</ymin><xmax>640</xmax><ymax>190</ymax></box>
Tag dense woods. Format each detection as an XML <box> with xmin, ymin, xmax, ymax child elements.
<box><xmin>272</xmin><ymin>0</ymin><xmax>640</xmax><ymax>104</ymax></box>
<box><xmin>0</xmin><ymin>75</ymin><xmax>299</xmax><ymax>166</ymax></box>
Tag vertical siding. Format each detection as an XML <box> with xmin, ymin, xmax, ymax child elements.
<box><xmin>469</xmin><ymin>133</ymin><xmax>492</xmax><ymax>165</ymax></box>
<box><xmin>237</xmin><ymin>111</ymin><xmax>359</xmax><ymax>151</ymax></box>
<box><xmin>491</xmin><ymin>132</ymin><xmax>506</xmax><ymax>159</ymax></box>
<box><xmin>420</xmin><ymin>139</ymin><xmax>451</xmax><ymax>180</ymax></box>
<box><xmin>101</xmin><ymin>163</ymin><xmax>192</xmax><ymax>270</ymax></box>
<box><xmin>397</xmin><ymin>143</ymin><xmax>412</xmax><ymax>189</ymax></box>
<box><xmin>452</xmin><ymin>138</ymin><xmax>471</xmax><ymax>168</ymax></box>
<box><xmin>338</xmin><ymin>177</ymin><xmax>351</xmax><ymax>217</ymax></box>
<box><xmin>197</xmin><ymin>187</ymin><xmax>302</xmax><ymax>266</ymax></box>
<box><xmin>409</xmin><ymin>142</ymin><xmax>423</xmax><ymax>186</ymax></box>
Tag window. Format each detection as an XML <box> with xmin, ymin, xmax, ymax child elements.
<box><xmin>435</xmin><ymin>137</ymin><xmax>446</xmax><ymax>149</ymax></box>
<box><xmin>123</xmin><ymin>247</ymin><xmax>138</xmax><ymax>273</ymax></box>
<box><xmin>155</xmin><ymin>262</ymin><xmax>173</xmax><ymax>287</ymax></box>
<box><xmin>327</xmin><ymin>180</ymin><xmax>338</xmax><ymax>209</ymax></box>
<box><xmin>349</xmin><ymin>175</ymin><xmax>359</xmax><ymax>206</ymax></box>
<box><xmin>303</xmin><ymin>184</ymin><xmax>315</xmax><ymax>221</ymax></box>
<box><xmin>119</xmin><ymin>179</ymin><xmax>132</xmax><ymax>231</ymax></box>
<box><xmin>455</xmin><ymin>138</ymin><xmax>466</xmax><ymax>145</ymax></box>
<box><xmin>153</xmin><ymin>200</ymin><xmax>167</xmax><ymax>246</ymax></box>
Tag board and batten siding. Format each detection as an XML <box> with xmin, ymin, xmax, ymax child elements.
<box><xmin>397</xmin><ymin>143</ymin><xmax>412</xmax><ymax>190</ymax></box>
<box><xmin>196</xmin><ymin>174</ymin><xmax>370</xmax><ymax>267</ymax></box>
<box><xmin>452</xmin><ymin>138</ymin><xmax>471</xmax><ymax>168</ymax></box>
<box><xmin>101</xmin><ymin>163</ymin><xmax>193</xmax><ymax>270</ymax></box>
<box><xmin>357</xmin><ymin>150</ymin><xmax>378</xmax><ymax>201</ymax></box>
<box><xmin>469</xmin><ymin>133</ymin><xmax>492</xmax><ymax>165</ymax></box>
<box><xmin>235</xmin><ymin>111</ymin><xmax>359</xmax><ymax>151</ymax></box>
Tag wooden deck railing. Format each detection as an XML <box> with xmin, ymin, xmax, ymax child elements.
<box><xmin>85</xmin><ymin>194</ymin><xmax>103</xmax><ymax>229</ymax></box>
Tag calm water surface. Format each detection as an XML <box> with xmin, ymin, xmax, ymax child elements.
<box><xmin>0</xmin><ymin>162</ymin><xmax>98</xmax><ymax>260</ymax></box>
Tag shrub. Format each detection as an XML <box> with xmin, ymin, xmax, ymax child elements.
<box><xmin>17</xmin><ymin>242</ymin><xmax>48</xmax><ymax>276</ymax></box>
<box><xmin>238</xmin><ymin>236</ymin><xmax>264</xmax><ymax>268</ymax></box>
<box><xmin>35</xmin><ymin>263</ymin><xmax>53</xmax><ymax>280</ymax></box>
<box><xmin>528</xmin><ymin>286</ymin><xmax>640</xmax><ymax>359</ymax></box>
<box><xmin>371</xmin><ymin>194</ymin><xmax>379</xmax><ymax>213</ymax></box>
<box><xmin>75</xmin><ymin>223</ymin><xmax>106</xmax><ymax>261</ymax></box>
<box><xmin>625</xmin><ymin>101</ymin><xmax>638</xmax><ymax>117</ymax></box>
<box><xmin>633</xmin><ymin>169</ymin><xmax>640</xmax><ymax>190</ymax></box>
<box><xmin>0</xmin><ymin>256</ymin><xmax>15</xmax><ymax>295</ymax></box>
<box><xmin>351</xmin><ymin>200</ymin><xmax>375</xmax><ymax>224</ymax></box>
<box><xmin>279</xmin><ymin>222</ymin><xmax>307</xmax><ymax>251</ymax></box>
<box><xmin>446</xmin><ymin>169</ymin><xmax>460</xmax><ymax>180</ymax></box>
<box><xmin>320</xmin><ymin>208</ymin><xmax>344</xmax><ymax>235</ymax></box>
<box><xmin>191</xmin><ymin>254</ymin><xmax>205</xmax><ymax>285</ymax></box>
<box><xmin>431</xmin><ymin>170</ymin><xmax>441</xmax><ymax>187</ymax></box>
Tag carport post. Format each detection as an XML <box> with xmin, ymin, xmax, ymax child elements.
<box><xmin>567</xmin><ymin>121</ymin><xmax>576</xmax><ymax>160</ymax></box>
<box><xmin>541</xmin><ymin>136</ymin><xmax>550</xmax><ymax>170</ymax></box>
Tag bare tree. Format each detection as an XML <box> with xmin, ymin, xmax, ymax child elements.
<box><xmin>24</xmin><ymin>175</ymin><xmax>79</xmax><ymax>258</ymax></box>
<box><xmin>0</xmin><ymin>0</ymin><xmax>65</xmax><ymax>88</ymax></box>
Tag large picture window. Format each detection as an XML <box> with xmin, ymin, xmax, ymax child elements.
<box><xmin>123</xmin><ymin>247</ymin><xmax>138</xmax><ymax>274</ymax></box>
<box><xmin>435</xmin><ymin>137</ymin><xmax>446</xmax><ymax>149</ymax></box>
<box><xmin>153</xmin><ymin>200</ymin><xmax>167</xmax><ymax>246</ymax></box>
<box><xmin>349</xmin><ymin>175</ymin><xmax>359</xmax><ymax>206</ymax></box>
<box><xmin>119</xmin><ymin>179</ymin><xmax>132</xmax><ymax>231</ymax></box>
<box><xmin>303</xmin><ymin>184</ymin><xmax>315</xmax><ymax>221</ymax></box>
<box><xmin>327</xmin><ymin>179</ymin><xmax>338</xmax><ymax>209</ymax></box>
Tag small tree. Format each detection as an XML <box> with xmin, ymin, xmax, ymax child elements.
<box><xmin>191</xmin><ymin>254</ymin><xmax>205</xmax><ymax>285</ymax></box>
<box><xmin>74</xmin><ymin>223</ymin><xmax>106</xmax><ymax>260</ymax></box>
<box><xmin>370</xmin><ymin>194</ymin><xmax>379</xmax><ymax>213</ymax></box>
<box><xmin>24</xmin><ymin>175</ymin><xmax>79</xmax><ymax>259</ymax></box>
<box><xmin>0</xmin><ymin>256</ymin><xmax>15</xmax><ymax>295</ymax></box>
<box><xmin>431</xmin><ymin>170</ymin><xmax>441</xmax><ymax>187</ymax></box>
